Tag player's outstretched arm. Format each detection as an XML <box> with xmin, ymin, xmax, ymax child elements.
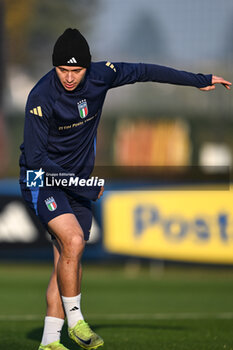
<box><xmin>199</xmin><ymin>75</ymin><xmax>232</xmax><ymax>91</ymax></box>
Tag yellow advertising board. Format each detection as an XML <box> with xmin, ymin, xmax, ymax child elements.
<box><xmin>103</xmin><ymin>187</ymin><xmax>233</xmax><ymax>264</ymax></box>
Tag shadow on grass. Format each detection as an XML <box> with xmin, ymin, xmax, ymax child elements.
<box><xmin>27</xmin><ymin>327</ymin><xmax>43</xmax><ymax>342</ymax></box>
<box><xmin>27</xmin><ymin>322</ymin><xmax>187</xmax><ymax>344</ymax></box>
<box><xmin>91</xmin><ymin>323</ymin><xmax>187</xmax><ymax>331</ymax></box>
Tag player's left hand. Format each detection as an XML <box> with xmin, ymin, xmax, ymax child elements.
<box><xmin>97</xmin><ymin>186</ymin><xmax>104</xmax><ymax>199</ymax></box>
<box><xmin>199</xmin><ymin>75</ymin><xmax>232</xmax><ymax>91</ymax></box>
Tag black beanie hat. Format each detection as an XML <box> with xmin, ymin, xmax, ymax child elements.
<box><xmin>52</xmin><ymin>28</ymin><xmax>91</xmax><ymax>68</ymax></box>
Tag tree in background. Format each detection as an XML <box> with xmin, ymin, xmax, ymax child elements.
<box><xmin>121</xmin><ymin>10</ymin><xmax>168</xmax><ymax>62</ymax></box>
<box><xmin>0</xmin><ymin>0</ymin><xmax>9</xmax><ymax>176</ymax></box>
<box><xmin>5</xmin><ymin>0</ymin><xmax>99</xmax><ymax>76</ymax></box>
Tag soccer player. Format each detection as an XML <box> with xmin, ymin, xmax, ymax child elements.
<box><xmin>19</xmin><ymin>28</ymin><xmax>231</xmax><ymax>350</ymax></box>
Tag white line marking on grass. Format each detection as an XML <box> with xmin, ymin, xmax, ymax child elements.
<box><xmin>88</xmin><ymin>312</ymin><xmax>233</xmax><ymax>320</ymax></box>
<box><xmin>1</xmin><ymin>312</ymin><xmax>233</xmax><ymax>321</ymax></box>
<box><xmin>0</xmin><ymin>315</ymin><xmax>42</xmax><ymax>321</ymax></box>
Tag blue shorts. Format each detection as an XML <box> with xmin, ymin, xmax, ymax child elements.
<box><xmin>20</xmin><ymin>184</ymin><xmax>92</xmax><ymax>241</ymax></box>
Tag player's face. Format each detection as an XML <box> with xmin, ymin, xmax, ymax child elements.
<box><xmin>55</xmin><ymin>66</ymin><xmax>87</xmax><ymax>91</ymax></box>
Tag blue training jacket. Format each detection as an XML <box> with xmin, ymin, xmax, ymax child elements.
<box><xmin>19</xmin><ymin>61</ymin><xmax>212</xmax><ymax>198</ymax></box>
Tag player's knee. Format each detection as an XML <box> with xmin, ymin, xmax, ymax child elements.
<box><xmin>62</xmin><ymin>229</ymin><xmax>85</xmax><ymax>258</ymax></box>
<box><xmin>70</xmin><ymin>233</ymin><xmax>85</xmax><ymax>254</ymax></box>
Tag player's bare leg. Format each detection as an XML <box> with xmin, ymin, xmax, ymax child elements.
<box><xmin>39</xmin><ymin>243</ymin><xmax>66</xmax><ymax>349</ymax></box>
<box><xmin>39</xmin><ymin>214</ymin><xmax>85</xmax><ymax>350</ymax></box>
<box><xmin>48</xmin><ymin>213</ymin><xmax>85</xmax><ymax>297</ymax></box>
<box><xmin>46</xmin><ymin>241</ymin><xmax>83</xmax><ymax>318</ymax></box>
<box><xmin>46</xmin><ymin>213</ymin><xmax>103</xmax><ymax>349</ymax></box>
<box><xmin>46</xmin><ymin>242</ymin><xmax>64</xmax><ymax>319</ymax></box>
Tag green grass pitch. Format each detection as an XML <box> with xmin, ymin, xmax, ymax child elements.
<box><xmin>0</xmin><ymin>263</ymin><xmax>233</xmax><ymax>350</ymax></box>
